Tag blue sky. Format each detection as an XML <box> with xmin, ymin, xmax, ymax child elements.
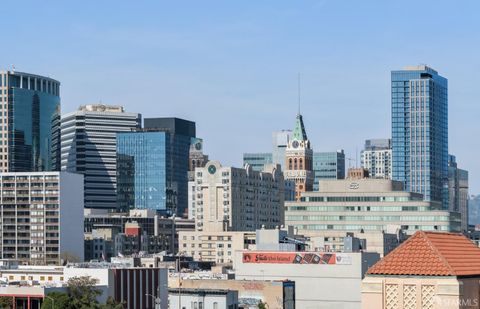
<box><xmin>1</xmin><ymin>1</ymin><xmax>479</xmax><ymax>192</ymax></box>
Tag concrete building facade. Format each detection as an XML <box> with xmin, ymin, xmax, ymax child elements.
<box><xmin>192</xmin><ymin>161</ymin><xmax>284</xmax><ymax>232</ymax></box>
<box><xmin>0</xmin><ymin>172</ymin><xmax>84</xmax><ymax>265</ymax></box>
<box><xmin>285</xmin><ymin>178</ymin><xmax>461</xmax><ymax>236</ymax></box>
<box><xmin>361</xmin><ymin>139</ymin><xmax>392</xmax><ymax>179</ymax></box>
<box><xmin>235</xmin><ymin>250</ymin><xmax>379</xmax><ymax>309</ymax></box>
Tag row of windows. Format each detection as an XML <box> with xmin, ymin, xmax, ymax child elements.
<box><xmin>287</xmin><ymin>205</ymin><xmax>430</xmax><ymax>212</ymax></box>
<box><xmin>300</xmin><ymin>196</ymin><xmax>418</xmax><ymax>202</ymax></box>
<box><xmin>285</xmin><ymin>215</ymin><xmax>449</xmax><ymax>222</ymax></box>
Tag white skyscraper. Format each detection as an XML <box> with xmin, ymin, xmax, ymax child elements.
<box><xmin>61</xmin><ymin>104</ymin><xmax>141</xmax><ymax>209</ymax></box>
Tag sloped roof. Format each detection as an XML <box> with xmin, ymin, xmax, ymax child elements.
<box><xmin>292</xmin><ymin>114</ymin><xmax>308</xmax><ymax>141</ymax></box>
<box><xmin>367</xmin><ymin>231</ymin><xmax>480</xmax><ymax>277</ymax></box>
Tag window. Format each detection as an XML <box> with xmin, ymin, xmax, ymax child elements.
<box><xmin>213</xmin><ymin>303</ymin><xmax>218</xmax><ymax>309</ymax></box>
<box><xmin>48</xmin><ymin>276</ymin><xmax>53</xmax><ymax>281</ymax></box>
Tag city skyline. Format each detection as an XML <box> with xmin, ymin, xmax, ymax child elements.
<box><xmin>0</xmin><ymin>1</ymin><xmax>478</xmax><ymax>192</ymax></box>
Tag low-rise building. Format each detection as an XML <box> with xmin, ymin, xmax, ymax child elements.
<box><xmin>234</xmin><ymin>250</ymin><xmax>379</xmax><ymax>309</ymax></box>
<box><xmin>179</xmin><ymin>231</ymin><xmax>256</xmax><ymax>264</ymax></box>
<box><xmin>362</xmin><ymin>231</ymin><xmax>480</xmax><ymax>309</ymax></box>
<box><xmin>84</xmin><ymin>209</ymin><xmax>195</xmax><ymax>260</ymax></box>
<box><xmin>0</xmin><ymin>260</ymin><xmax>169</xmax><ymax>309</ymax></box>
<box><xmin>169</xmin><ymin>279</ymin><xmax>294</xmax><ymax>309</ymax></box>
<box><xmin>169</xmin><ymin>288</ymin><xmax>238</xmax><ymax>309</ymax></box>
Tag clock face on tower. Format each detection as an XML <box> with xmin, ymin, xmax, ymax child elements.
<box><xmin>208</xmin><ymin>165</ymin><xmax>216</xmax><ymax>175</ymax></box>
<box><xmin>292</xmin><ymin>140</ymin><xmax>299</xmax><ymax>149</ymax></box>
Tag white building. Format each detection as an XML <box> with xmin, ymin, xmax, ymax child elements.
<box><xmin>360</xmin><ymin>139</ymin><xmax>392</xmax><ymax>179</ymax></box>
<box><xmin>61</xmin><ymin>104</ymin><xmax>141</xmax><ymax>209</ymax></box>
<box><xmin>234</xmin><ymin>250</ymin><xmax>379</xmax><ymax>309</ymax></box>
<box><xmin>169</xmin><ymin>288</ymin><xmax>238</xmax><ymax>309</ymax></box>
<box><xmin>0</xmin><ymin>172</ymin><xmax>84</xmax><ymax>265</ymax></box>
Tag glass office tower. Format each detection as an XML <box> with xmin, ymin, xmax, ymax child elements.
<box><xmin>312</xmin><ymin>150</ymin><xmax>346</xmax><ymax>190</ymax></box>
<box><xmin>242</xmin><ymin>153</ymin><xmax>273</xmax><ymax>172</ymax></box>
<box><xmin>0</xmin><ymin>70</ymin><xmax>60</xmax><ymax>172</ymax></box>
<box><xmin>117</xmin><ymin>118</ymin><xmax>195</xmax><ymax>216</ymax></box>
<box><xmin>391</xmin><ymin>65</ymin><xmax>448</xmax><ymax>209</ymax></box>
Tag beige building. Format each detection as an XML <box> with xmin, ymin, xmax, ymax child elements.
<box><xmin>362</xmin><ymin>231</ymin><xmax>480</xmax><ymax>309</ymax></box>
<box><xmin>285</xmin><ymin>178</ymin><xmax>460</xmax><ymax>240</ymax></box>
<box><xmin>169</xmin><ymin>278</ymin><xmax>294</xmax><ymax>309</ymax></box>
<box><xmin>182</xmin><ymin>161</ymin><xmax>284</xmax><ymax>263</ymax></box>
<box><xmin>179</xmin><ymin>231</ymin><xmax>255</xmax><ymax>264</ymax></box>
<box><xmin>192</xmin><ymin>160</ymin><xmax>284</xmax><ymax>232</ymax></box>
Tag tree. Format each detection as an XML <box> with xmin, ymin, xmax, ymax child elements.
<box><xmin>258</xmin><ymin>300</ymin><xmax>268</xmax><ymax>309</ymax></box>
<box><xmin>41</xmin><ymin>292</ymin><xmax>71</xmax><ymax>309</ymax></box>
<box><xmin>101</xmin><ymin>297</ymin><xmax>124</xmax><ymax>309</ymax></box>
<box><xmin>67</xmin><ymin>276</ymin><xmax>102</xmax><ymax>309</ymax></box>
<box><xmin>0</xmin><ymin>296</ymin><xmax>13</xmax><ymax>309</ymax></box>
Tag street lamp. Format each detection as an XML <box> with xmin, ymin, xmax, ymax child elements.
<box><xmin>45</xmin><ymin>295</ymin><xmax>54</xmax><ymax>309</ymax></box>
<box><xmin>145</xmin><ymin>293</ymin><xmax>160</xmax><ymax>309</ymax></box>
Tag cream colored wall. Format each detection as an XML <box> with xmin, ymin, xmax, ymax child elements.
<box><xmin>169</xmin><ymin>279</ymin><xmax>286</xmax><ymax>309</ymax></box>
<box><xmin>179</xmin><ymin>231</ymin><xmax>254</xmax><ymax>263</ymax></box>
<box><xmin>361</xmin><ymin>275</ymin><xmax>480</xmax><ymax>309</ymax></box>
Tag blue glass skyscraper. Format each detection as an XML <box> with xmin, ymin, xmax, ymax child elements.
<box><xmin>0</xmin><ymin>70</ymin><xmax>60</xmax><ymax>172</ymax></box>
<box><xmin>117</xmin><ymin>118</ymin><xmax>195</xmax><ymax>216</ymax></box>
<box><xmin>391</xmin><ymin>65</ymin><xmax>448</xmax><ymax>209</ymax></box>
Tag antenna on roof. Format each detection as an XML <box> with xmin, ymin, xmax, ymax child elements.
<box><xmin>297</xmin><ymin>73</ymin><xmax>301</xmax><ymax>115</ymax></box>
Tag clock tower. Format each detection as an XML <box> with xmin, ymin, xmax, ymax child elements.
<box><xmin>284</xmin><ymin>113</ymin><xmax>314</xmax><ymax>201</ymax></box>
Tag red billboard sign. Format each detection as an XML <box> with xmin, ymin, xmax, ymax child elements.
<box><xmin>242</xmin><ymin>252</ymin><xmax>337</xmax><ymax>265</ymax></box>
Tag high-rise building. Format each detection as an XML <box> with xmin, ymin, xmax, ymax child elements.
<box><xmin>448</xmin><ymin>155</ymin><xmax>469</xmax><ymax>232</ymax></box>
<box><xmin>243</xmin><ymin>131</ymin><xmax>291</xmax><ymax>172</ymax></box>
<box><xmin>61</xmin><ymin>104</ymin><xmax>141</xmax><ymax>209</ymax></box>
<box><xmin>313</xmin><ymin>150</ymin><xmax>346</xmax><ymax>190</ymax></box>
<box><xmin>242</xmin><ymin>153</ymin><xmax>273</xmax><ymax>172</ymax></box>
<box><xmin>0</xmin><ymin>70</ymin><xmax>61</xmax><ymax>172</ymax></box>
<box><xmin>0</xmin><ymin>172</ymin><xmax>84</xmax><ymax>265</ymax></box>
<box><xmin>361</xmin><ymin>139</ymin><xmax>392</xmax><ymax>179</ymax></box>
<box><xmin>284</xmin><ymin>114</ymin><xmax>313</xmax><ymax>201</ymax></box>
<box><xmin>469</xmin><ymin>195</ymin><xmax>480</xmax><ymax>227</ymax></box>
<box><xmin>192</xmin><ymin>161</ymin><xmax>284</xmax><ymax>232</ymax></box>
<box><xmin>117</xmin><ymin>118</ymin><xmax>195</xmax><ymax>216</ymax></box>
<box><xmin>391</xmin><ymin>65</ymin><xmax>448</xmax><ymax>208</ymax></box>
<box><xmin>272</xmin><ymin>130</ymin><xmax>292</xmax><ymax>171</ymax></box>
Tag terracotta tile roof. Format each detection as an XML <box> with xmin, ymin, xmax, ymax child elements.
<box><xmin>367</xmin><ymin>231</ymin><xmax>480</xmax><ymax>277</ymax></box>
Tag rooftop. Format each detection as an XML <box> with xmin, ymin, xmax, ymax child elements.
<box><xmin>367</xmin><ymin>231</ymin><xmax>480</xmax><ymax>277</ymax></box>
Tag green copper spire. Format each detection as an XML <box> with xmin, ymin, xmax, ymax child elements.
<box><xmin>292</xmin><ymin>114</ymin><xmax>308</xmax><ymax>141</ymax></box>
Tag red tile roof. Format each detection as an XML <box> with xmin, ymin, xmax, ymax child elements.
<box><xmin>367</xmin><ymin>231</ymin><xmax>480</xmax><ymax>276</ymax></box>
